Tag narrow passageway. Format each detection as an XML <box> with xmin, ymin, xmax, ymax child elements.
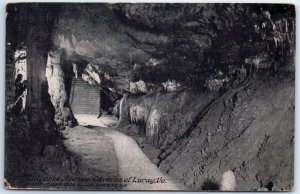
<box><xmin>63</xmin><ymin>122</ymin><xmax>182</xmax><ymax>190</ymax></box>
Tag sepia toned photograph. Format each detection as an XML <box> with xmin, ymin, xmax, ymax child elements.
<box><xmin>5</xmin><ymin>3</ymin><xmax>295</xmax><ymax>191</ymax></box>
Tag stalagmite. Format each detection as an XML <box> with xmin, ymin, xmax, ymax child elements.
<box><xmin>221</xmin><ymin>170</ymin><xmax>236</xmax><ymax>191</ymax></box>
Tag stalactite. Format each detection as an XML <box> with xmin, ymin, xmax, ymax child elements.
<box><xmin>146</xmin><ymin>109</ymin><xmax>160</xmax><ymax>145</ymax></box>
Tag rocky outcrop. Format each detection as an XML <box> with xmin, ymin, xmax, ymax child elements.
<box><xmin>116</xmin><ymin>88</ymin><xmax>217</xmax><ymax>161</ymax></box>
<box><xmin>158</xmin><ymin>77</ymin><xmax>294</xmax><ymax>191</ymax></box>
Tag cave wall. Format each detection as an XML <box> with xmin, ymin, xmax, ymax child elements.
<box><xmin>115</xmin><ymin>75</ymin><xmax>294</xmax><ymax>191</ymax></box>
<box><xmin>5</xmin><ymin>44</ymin><xmax>15</xmax><ymax>108</ymax></box>
<box><xmin>159</xmin><ymin>77</ymin><xmax>294</xmax><ymax>191</ymax></box>
<box><xmin>118</xmin><ymin>89</ymin><xmax>216</xmax><ymax>147</ymax></box>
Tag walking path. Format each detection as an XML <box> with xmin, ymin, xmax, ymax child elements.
<box><xmin>62</xmin><ymin>126</ymin><xmax>119</xmax><ymax>178</ymax></box>
<box><xmin>62</xmin><ymin>124</ymin><xmax>182</xmax><ymax>190</ymax></box>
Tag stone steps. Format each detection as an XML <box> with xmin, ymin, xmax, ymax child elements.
<box><xmin>70</xmin><ymin>78</ymin><xmax>100</xmax><ymax>115</ymax></box>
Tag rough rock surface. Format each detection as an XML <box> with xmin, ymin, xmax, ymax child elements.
<box><xmin>114</xmin><ymin>75</ymin><xmax>294</xmax><ymax>191</ymax></box>
<box><xmin>53</xmin><ymin>4</ymin><xmax>295</xmax><ymax>93</ymax></box>
<box><xmin>159</xmin><ymin>76</ymin><xmax>294</xmax><ymax>191</ymax></box>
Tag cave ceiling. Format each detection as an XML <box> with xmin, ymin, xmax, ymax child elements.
<box><xmin>8</xmin><ymin>3</ymin><xmax>295</xmax><ymax>93</ymax></box>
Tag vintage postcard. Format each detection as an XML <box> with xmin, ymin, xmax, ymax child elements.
<box><xmin>5</xmin><ymin>3</ymin><xmax>295</xmax><ymax>191</ymax></box>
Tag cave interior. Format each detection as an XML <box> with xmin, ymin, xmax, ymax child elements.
<box><xmin>5</xmin><ymin>3</ymin><xmax>295</xmax><ymax>191</ymax></box>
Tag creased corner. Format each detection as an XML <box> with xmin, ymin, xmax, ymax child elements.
<box><xmin>4</xmin><ymin>178</ymin><xmax>15</xmax><ymax>190</ymax></box>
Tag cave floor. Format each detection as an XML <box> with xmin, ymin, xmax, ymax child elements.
<box><xmin>62</xmin><ymin>125</ymin><xmax>182</xmax><ymax>190</ymax></box>
<box><xmin>63</xmin><ymin>126</ymin><xmax>119</xmax><ymax>177</ymax></box>
<box><xmin>74</xmin><ymin>114</ymin><xmax>118</xmax><ymax>127</ymax></box>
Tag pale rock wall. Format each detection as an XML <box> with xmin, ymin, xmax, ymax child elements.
<box><xmin>46</xmin><ymin>50</ymin><xmax>76</xmax><ymax>127</ymax></box>
<box><xmin>117</xmin><ymin>88</ymin><xmax>217</xmax><ymax>152</ymax></box>
<box><xmin>129</xmin><ymin>80</ymin><xmax>148</xmax><ymax>94</ymax></box>
<box><xmin>162</xmin><ymin>80</ymin><xmax>181</xmax><ymax>92</ymax></box>
<box><xmin>81</xmin><ymin>63</ymin><xmax>101</xmax><ymax>85</ymax></box>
